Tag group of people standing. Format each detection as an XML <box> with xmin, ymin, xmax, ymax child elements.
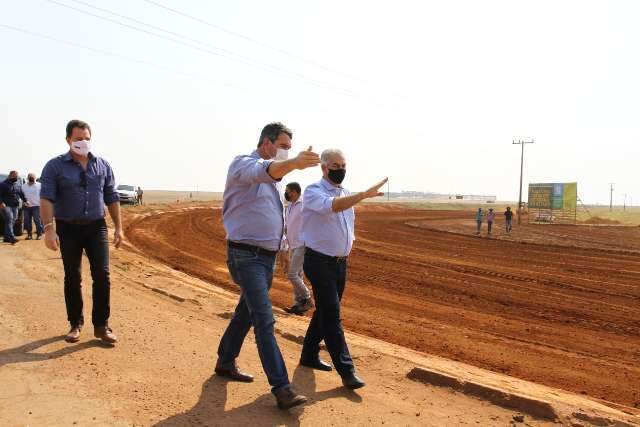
<box><xmin>475</xmin><ymin>206</ymin><xmax>514</xmax><ymax>235</ymax></box>
<box><xmin>215</xmin><ymin>122</ymin><xmax>387</xmax><ymax>409</ymax></box>
<box><xmin>1</xmin><ymin>171</ymin><xmax>45</xmax><ymax>244</ymax></box>
<box><xmin>11</xmin><ymin>119</ymin><xmax>385</xmax><ymax>411</ymax></box>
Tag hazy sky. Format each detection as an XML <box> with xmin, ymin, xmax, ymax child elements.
<box><xmin>1</xmin><ymin>0</ymin><xmax>638</xmax><ymax>204</ymax></box>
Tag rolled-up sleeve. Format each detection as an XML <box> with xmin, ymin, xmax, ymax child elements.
<box><xmin>103</xmin><ymin>161</ymin><xmax>119</xmax><ymax>205</ymax></box>
<box><xmin>231</xmin><ymin>156</ymin><xmax>277</xmax><ymax>185</ymax></box>
<box><xmin>303</xmin><ymin>185</ymin><xmax>334</xmax><ymax>214</ymax></box>
<box><xmin>40</xmin><ymin>159</ymin><xmax>58</xmax><ymax>203</ymax></box>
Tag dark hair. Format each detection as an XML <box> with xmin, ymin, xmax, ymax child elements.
<box><xmin>286</xmin><ymin>182</ymin><xmax>301</xmax><ymax>194</ymax></box>
<box><xmin>257</xmin><ymin>122</ymin><xmax>292</xmax><ymax>147</ymax></box>
<box><xmin>66</xmin><ymin>119</ymin><xmax>92</xmax><ymax>139</ymax></box>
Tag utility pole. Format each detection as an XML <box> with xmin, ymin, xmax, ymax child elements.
<box><xmin>513</xmin><ymin>138</ymin><xmax>535</xmax><ymax>225</ymax></box>
<box><xmin>387</xmin><ymin>178</ymin><xmax>390</xmax><ymax>202</ymax></box>
<box><xmin>624</xmin><ymin>193</ymin><xmax>627</xmax><ymax>211</ymax></box>
<box><xmin>609</xmin><ymin>183</ymin><xmax>615</xmax><ymax>211</ymax></box>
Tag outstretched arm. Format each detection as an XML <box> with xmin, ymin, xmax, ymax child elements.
<box><xmin>332</xmin><ymin>178</ymin><xmax>388</xmax><ymax>213</ymax></box>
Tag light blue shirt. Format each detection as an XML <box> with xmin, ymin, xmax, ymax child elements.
<box><xmin>222</xmin><ymin>150</ymin><xmax>285</xmax><ymax>251</ymax></box>
<box><xmin>302</xmin><ymin>178</ymin><xmax>355</xmax><ymax>257</ymax></box>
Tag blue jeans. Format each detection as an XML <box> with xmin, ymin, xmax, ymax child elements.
<box><xmin>217</xmin><ymin>245</ymin><xmax>290</xmax><ymax>393</ymax></box>
<box><xmin>2</xmin><ymin>206</ymin><xmax>19</xmax><ymax>241</ymax></box>
<box><xmin>24</xmin><ymin>206</ymin><xmax>43</xmax><ymax>236</ymax></box>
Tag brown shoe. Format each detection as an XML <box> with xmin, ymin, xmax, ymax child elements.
<box><xmin>65</xmin><ymin>326</ymin><xmax>81</xmax><ymax>343</ymax></box>
<box><xmin>215</xmin><ymin>361</ymin><xmax>254</xmax><ymax>382</ymax></box>
<box><xmin>94</xmin><ymin>326</ymin><xmax>118</xmax><ymax>344</ymax></box>
<box><xmin>274</xmin><ymin>387</ymin><xmax>308</xmax><ymax>410</ymax></box>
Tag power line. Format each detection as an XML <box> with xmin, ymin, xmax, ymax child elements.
<box><xmin>140</xmin><ymin>0</ymin><xmax>365</xmax><ymax>83</ymax></box>
<box><xmin>0</xmin><ymin>23</ymin><xmax>286</xmax><ymax>99</ymax></box>
<box><xmin>44</xmin><ymin>0</ymin><xmax>367</xmax><ymax>99</ymax></box>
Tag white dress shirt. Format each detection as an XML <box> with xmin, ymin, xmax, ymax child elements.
<box><xmin>285</xmin><ymin>198</ymin><xmax>304</xmax><ymax>250</ymax></box>
<box><xmin>301</xmin><ymin>178</ymin><xmax>355</xmax><ymax>257</ymax></box>
<box><xmin>22</xmin><ymin>182</ymin><xmax>41</xmax><ymax>207</ymax></box>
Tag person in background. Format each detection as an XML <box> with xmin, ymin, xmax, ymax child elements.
<box><xmin>215</xmin><ymin>122</ymin><xmax>320</xmax><ymax>410</ymax></box>
<box><xmin>137</xmin><ymin>186</ymin><xmax>143</xmax><ymax>205</ymax></box>
<box><xmin>283</xmin><ymin>182</ymin><xmax>313</xmax><ymax>315</ymax></box>
<box><xmin>504</xmin><ymin>206</ymin><xmax>513</xmax><ymax>233</ymax></box>
<box><xmin>22</xmin><ymin>173</ymin><xmax>44</xmax><ymax>240</ymax></box>
<box><xmin>299</xmin><ymin>148</ymin><xmax>387</xmax><ymax>390</ymax></box>
<box><xmin>40</xmin><ymin>119</ymin><xmax>123</xmax><ymax>345</ymax></box>
<box><xmin>486</xmin><ymin>208</ymin><xmax>495</xmax><ymax>235</ymax></box>
<box><xmin>0</xmin><ymin>171</ymin><xmax>26</xmax><ymax>245</ymax></box>
<box><xmin>475</xmin><ymin>207</ymin><xmax>483</xmax><ymax>235</ymax></box>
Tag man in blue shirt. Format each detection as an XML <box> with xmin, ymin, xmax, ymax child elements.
<box><xmin>299</xmin><ymin>148</ymin><xmax>387</xmax><ymax>390</ymax></box>
<box><xmin>475</xmin><ymin>208</ymin><xmax>483</xmax><ymax>235</ymax></box>
<box><xmin>0</xmin><ymin>171</ymin><xmax>26</xmax><ymax>244</ymax></box>
<box><xmin>40</xmin><ymin>120</ymin><xmax>123</xmax><ymax>345</ymax></box>
<box><xmin>216</xmin><ymin>122</ymin><xmax>320</xmax><ymax>410</ymax></box>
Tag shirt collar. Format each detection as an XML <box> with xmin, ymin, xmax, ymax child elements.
<box><xmin>321</xmin><ymin>177</ymin><xmax>342</xmax><ymax>192</ymax></box>
<box><xmin>63</xmin><ymin>151</ymin><xmax>95</xmax><ymax>162</ymax></box>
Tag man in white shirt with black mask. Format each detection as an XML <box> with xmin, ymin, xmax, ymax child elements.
<box><xmin>299</xmin><ymin>148</ymin><xmax>387</xmax><ymax>390</ymax></box>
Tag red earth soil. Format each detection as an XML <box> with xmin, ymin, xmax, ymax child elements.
<box><xmin>125</xmin><ymin>205</ymin><xmax>640</xmax><ymax>409</ymax></box>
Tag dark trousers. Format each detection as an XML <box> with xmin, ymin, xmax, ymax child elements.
<box><xmin>56</xmin><ymin>219</ymin><xmax>111</xmax><ymax>328</ymax></box>
<box><xmin>301</xmin><ymin>249</ymin><xmax>355</xmax><ymax>377</ymax></box>
<box><xmin>24</xmin><ymin>206</ymin><xmax>43</xmax><ymax>236</ymax></box>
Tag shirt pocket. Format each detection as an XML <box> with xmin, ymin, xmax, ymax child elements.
<box><xmin>90</xmin><ymin>173</ymin><xmax>105</xmax><ymax>191</ymax></box>
<box><xmin>59</xmin><ymin>171</ymin><xmax>83</xmax><ymax>194</ymax></box>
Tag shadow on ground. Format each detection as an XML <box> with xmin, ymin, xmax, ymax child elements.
<box><xmin>0</xmin><ymin>335</ymin><xmax>112</xmax><ymax>368</ymax></box>
<box><xmin>155</xmin><ymin>364</ymin><xmax>362</xmax><ymax>426</ymax></box>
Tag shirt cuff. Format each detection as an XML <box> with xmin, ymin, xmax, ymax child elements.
<box><xmin>104</xmin><ymin>194</ymin><xmax>120</xmax><ymax>204</ymax></box>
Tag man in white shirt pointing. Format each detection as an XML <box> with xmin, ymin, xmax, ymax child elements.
<box><xmin>299</xmin><ymin>148</ymin><xmax>387</xmax><ymax>390</ymax></box>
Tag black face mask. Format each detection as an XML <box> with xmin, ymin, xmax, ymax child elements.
<box><xmin>328</xmin><ymin>168</ymin><xmax>346</xmax><ymax>185</ymax></box>
<box><xmin>28</xmin><ymin>178</ymin><xmax>35</xmax><ymax>183</ymax></box>
<box><xmin>284</xmin><ymin>192</ymin><xmax>291</xmax><ymax>202</ymax></box>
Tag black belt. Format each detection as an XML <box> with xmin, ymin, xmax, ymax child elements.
<box><xmin>227</xmin><ymin>241</ymin><xmax>278</xmax><ymax>257</ymax></box>
<box><xmin>306</xmin><ymin>247</ymin><xmax>348</xmax><ymax>263</ymax></box>
<box><xmin>57</xmin><ymin>219</ymin><xmax>103</xmax><ymax>225</ymax></box>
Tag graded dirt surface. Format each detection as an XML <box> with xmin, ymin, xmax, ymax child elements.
<box><xmin>1</xmin><ymin>209</ymin><xmax>573</xmax><ymax>427</ymax></box>
<box><xmin>125</xmin><ymin>204</ymin><xmax>640</xmax><ymax>410</ymax></box>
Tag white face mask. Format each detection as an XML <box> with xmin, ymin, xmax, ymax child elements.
<box><xmin>70</xmin><ymin>140</ymin><xmax>91</xmax><ymax>157</ymax></box>
<box><xmin>275</xmin><ymin>148</ymin><xmax>289</xmax><ymax>161</ymax></box>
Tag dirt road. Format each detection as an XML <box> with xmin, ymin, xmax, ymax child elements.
<box><xmin>1</xmin><ymin>214</ymin><xmax>571</xmax><ymax>427</ymax></box>
<box><xmin>125</xmin><ymin>205</ymin><xmax>640</xmax><ymax>409</ymax></box>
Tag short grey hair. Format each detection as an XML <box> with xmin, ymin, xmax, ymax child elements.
<box><xmin>320</xmin><ymin>148</ymin><xmax>345</xmax><ymax>165</ymax></box>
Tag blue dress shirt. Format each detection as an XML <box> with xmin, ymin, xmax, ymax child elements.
<box><xmin>40</xmin><ymin>152</ymin><xmax>119</xmax><ymax>221</ymax></box>
<box><xmin>222</xmin><ymin>150</ymin><xmax>285</xmax><ymax>251</ymax></box>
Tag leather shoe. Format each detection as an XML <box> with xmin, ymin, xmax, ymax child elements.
<box><xmin>215</xmin><ymin>361</ymin><xmax>254</xmax><ymax>382</ymax></box>
<box><xmin>274</xmin><ymin>387</ymin><xmax>307</xmax><ymax>410</ymax></box>
<box><xmin>94</xmin><ymin>326</ymin><xmax>118</xmax><ymax>344</ymax></box>
<box><xmin>300</xmin><ymin>358</ymin><xmax>332</xmax><ymax>371</ymax></box>
<box><xmin>342</xmin><ymin>373</ymin><xmax>365</xmax><ymax>390</ymax></box>
<box><xmin>65</xmin><ymin>326</ymin><xmax>81</xmax><ymax>343</ymax></box>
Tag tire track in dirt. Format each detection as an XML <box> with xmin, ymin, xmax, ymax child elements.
<box><xmin>125</xmin><ymin>206</ymin><xmax>640</xmax><ymax>408</ymax></box>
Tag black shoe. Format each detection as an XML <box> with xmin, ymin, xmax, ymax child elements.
<box><xmin>274</xmin><ymin>387</ymin><xmax>307</xmax><ymax>410</ymax></box>
<box><xmin>36</xmin><ymin>234</ymin><xmax>42</xmax><ymax>240</ymax></box>
<box><xmin>285</xmin><ymin>298</ymin><xmax>314</xmax><ymax>315</ymax></box>
<box><xmin>215</xmin><ymin>361</ymin><xmax>254</xmax><ymax>382</ymax></box>
<box><xmin>26</xmin><ymin>234</ymin><xmax>33</xmax><ymax>240</ymax></box>
<box><xmin>300</xmin><ymin>358</ymin><xmax>332</xmax><ymax>371</ymax></box>
<box><xmin>342</xmin><ymin>373</ymin><xmax>365</xmax><ymax>390</ymax></box>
